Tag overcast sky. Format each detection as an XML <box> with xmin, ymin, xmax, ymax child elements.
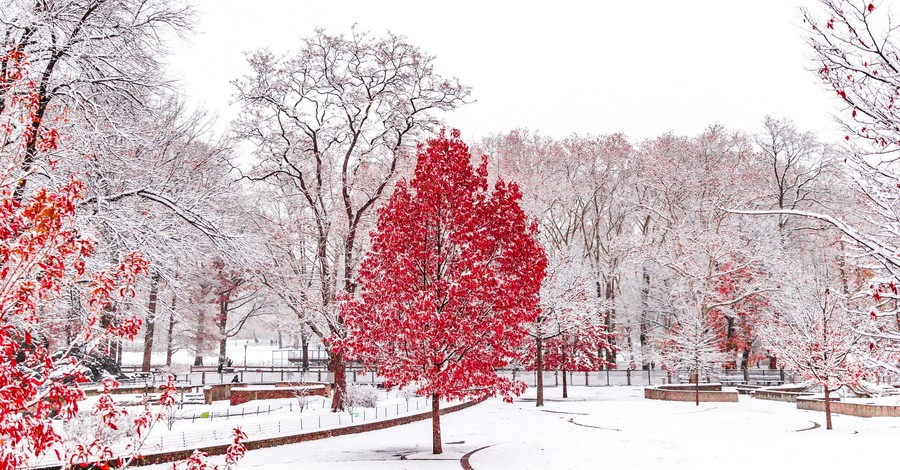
<box><xmin>166</xmin><ymin>0</ymin><xmax>841</xmax><ymax>145</ymax></box>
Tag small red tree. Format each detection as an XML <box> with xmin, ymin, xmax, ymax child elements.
<box><xmin>541</xmin><ymin>321</ymin><xmax>613</xmax><ymax>399</ymax></box>
<box><xmin>337</xmin><ymin>130</ymin><xmax>547</xmax><ymax>454</ymax></box>
<box><xmin>520</xmin><ymin>252</ymin><xmax>614</xmax><ymax>404</ymax></box>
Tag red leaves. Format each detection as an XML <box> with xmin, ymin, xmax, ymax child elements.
<box><xmin>868</xmin><ymin>3</ymin><xmax>875</xmax><ymax>12</ymax></box>
<box><xmin>225</xmin><ymin>428</ymin><xmax>248</xmax><ymax>465</ymax></box>
<box><xmin>337</xmin><ymin>130</ymin><xmax>547</xmax><ymax>403</ymax></box>
<box><xmin>0</xmin><ymin>49</ymin><xmax>200</xmax><ymax>469</ymax></box>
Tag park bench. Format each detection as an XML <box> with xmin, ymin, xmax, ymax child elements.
<box><xmin>717</xmin><ymin>376</ymin><xmax>746</xmax><ymax>386</ymax></box>
<box><xmin>751</xmin><ymin>374</ymin><xmax>784</xmax><ymax>386</ymax></box>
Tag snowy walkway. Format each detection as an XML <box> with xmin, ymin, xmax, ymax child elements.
<box><xmin>141</xmin><ymin>386</ymin><xmax>900</xmax><ymax>469</ymax></box>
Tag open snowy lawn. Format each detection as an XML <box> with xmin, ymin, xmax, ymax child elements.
<box><xmin>141</xmin><ymin>386</ymin><xmax>899</xmax><ymax>469</ymax></box>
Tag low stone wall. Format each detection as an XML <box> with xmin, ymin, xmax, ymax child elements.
<box><xmin>203</xmin><ymin>383</ymin><xmax>245</xmax><ymax>405</ymax></box>
<box><xmin>204</xmin><ymin>381</ymin><xmax>331</xmax><ymax>405</ymax></box>
<box><xmin>230</xmin><ymin>385</ymin><xmax>329</xmax><ymax>406</ymax></box>
<box><xmin>656</xmin><ymin>384</ymin><xmax>724</xmax><ymax>392</ymax></box>
<box><xmin>752</xmin><ymin>389</ymin><xmax>812</xmax><ymax>403</ymax></box>
<box><xmin>796</xmin><ymin>397</ymin><xmax>900</xmax><ymax>418</ymax></box>
<box><xmin>644</xmin><ymin>383</ymin><xmax>738</xmax><ymax>403</ymax></box>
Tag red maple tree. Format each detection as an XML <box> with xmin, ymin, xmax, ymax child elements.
<box><xmin>337</xmin><ymin>130</ymin><xmax>547</xmax><ymax>454</ymax></box>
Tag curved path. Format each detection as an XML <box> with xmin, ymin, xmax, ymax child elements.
<box><xmin>567</xmin><ymin>417</ymin><xmax>622</xmax><ymax>431</ymax></box>
<box><xmin>793</xmin><ymin>420</ymin><xmax>821</xmax><ymax>432</ymax></box>
<box><xmin>459</xmin><ymin>445</ymin><xmax>493</xmax><ymax>470</ymax></box>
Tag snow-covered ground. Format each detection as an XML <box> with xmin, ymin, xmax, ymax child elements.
<box><xmin>140</xmin><ymin>386</ymin><xmax>900</xmax><ymax>469</ymax></box>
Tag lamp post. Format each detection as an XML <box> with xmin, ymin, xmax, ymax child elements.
<box><xmin>244</xmin><ymin>343</ymin><xmax>248</xmax><ymax>367</ymax></box>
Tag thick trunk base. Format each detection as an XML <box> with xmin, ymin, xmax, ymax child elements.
<box><xmin>330</xmin><ymin>352</ymin><xmax>346</xmax><ymax>412</ymax></box>
<box><xmin>432</xmin><ymin>393</ymin><xmax>442</xmax><ymax>454</ymax></box>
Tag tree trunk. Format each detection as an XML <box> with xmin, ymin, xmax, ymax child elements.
<box><xmin>536</xmin><ymin>336</ymin><xmax>544</xmax><ymax>407</ymax></box>
<box><xmin>432</xmin><ymin>393</ymin><xmax>442</xmax><ymax>454</ymax></box>
<box><xmin>141</xmin><ymin>273</ymin><xmax>160</xmax><ymax>372</ymax></box>
<box><xmin>695</xmin><ymin>377</ymin><xmax>700</xmax><ymax>406</ymax></box>
<box><xmin>330</xmin><ymin>351</ymin><xmax>346</xmax><ymax>412</ymax></box>
<box><xmin>740</xmin><ymin>348</ymin><xmax>751</xmax><ymax>384</ymax></box>
<box><xmin>562</xmin><ymin>367</ymin><xmax>568</xmax><ymax>399</ymax></box>
<box><xmin>113</xmin><ymin>340</ymin><xmax>122</xmax><ymax>367</ymax></box>
<box><xmin>193</xmin><ymin>305</ymin><xmax>206</xmax><ymax>367</ymax></box>
<box><xmin>639</xmin><ymin>268</ymin><xmax>651</xmax><ymax>368</ymax></box>
<box><xmin>277</xmin><ymin>330</ymin><xmax>283</xmax><ymax>349</ymax></box>
<box><xmin>604</xmin><ymin>279</ymin><xmax>618</xmax><ymax>365</ymax></box>
<box><xmin>301</xmin><ymin>333</ymin><xmax>310</xmax><ymax>371</ymax></box>
<box><xmin>824</xmin><ymin>387</ymin><xmax>833</xmax><ymax>430</ymax></box>
<box><xmin>166</xmin><ymin>292</ymin><xmax>176</xmax><ymax>367</ymax></box>
<box><xmin>217</xmin><ymin>300</ymin><xmax>228</xmax><ymax>365</ymax></box>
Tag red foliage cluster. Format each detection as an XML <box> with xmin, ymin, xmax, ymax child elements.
<box><xmin>707</xmin><ymin>258</ymin><xmax>768</xmax><ymax>357</ymax></box>
<box><xmin>337</xmin><ymin>130</ymin><xmax>547</xmax><ymax>402</ymax></box>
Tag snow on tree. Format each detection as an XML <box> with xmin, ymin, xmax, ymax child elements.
<box><xmin>733</xmin><ymin>0</ymin><xmax>900</xmax><ymax>371</ymax></box>
<box><xmin>480</xmin><ymin>131</ymin><xmax>636</xmax><ymax>366</ymax></box>
<box><xmin>520</xmin><ymin>250</ymin><xmax>614</xmax><ymax>405</ymax></box>
<box><xmin>1</xmin><ymin>2</ymin><xmax>246</xmax><ymax>372</ymax></box>
<box><xmin>638</xmin><ymin>127</ymin><xmax>776</xmax><ymax>381</ymax></box>
<box><xmin>0</xmin><ymin>48</ymin><xmax>245</xmax><ymax>469</ymax></box>
<box><xmin>234</xmin><ymin>28</ymin><xmax>470</xmax><ymax>411</ymax></box>
<box><xmin>759</xmin><ymin>269</ymin><xmax>864</xmax><ymax>430</ymax></box>
<box><xmin>336</xmin><ymin>131</ymin><xmax>547</xmax><ymax>454</ymax></box>
<box><xmin>660</xmin><ymin>302</ymin><xmax>729</xmax><ymax>406</ymax></box>
<box><xmin>754</xmin><ymin>116</ymin><xmax>837</xmax><ymax>239</ymax></box>
<box><xmin>0</xmin><ymin>0</ymin><xmax>193</xmax><ymax>199</ymax></box>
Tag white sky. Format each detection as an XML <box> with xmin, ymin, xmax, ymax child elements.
<box><xmin>166</xmin><ymin>0</ymin><xmax>841</xmax><ymax>145</ymax></box>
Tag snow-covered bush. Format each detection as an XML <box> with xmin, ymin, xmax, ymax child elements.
<box><xmin>344</xmin><ymin>384</ymin><xmax>379</xmax><ymax>412</ymax></box>
<box><xmin>400</xmin><ymin>383</ymin><xmax>420</xmax><ymax>403</ymax></box>
<box><xmin>62</xmin><ymin>411</ymin><xmax>135</xmax><ymax>447</ymax></box>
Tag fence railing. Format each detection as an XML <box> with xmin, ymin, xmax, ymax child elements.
<box><xmin>86</xmin><ymin>367</ymin><xmax>817</xmax><ymax>393</ymax></box>
<box><xmin>31</xmin><ymin>395</ymin><xmax>438</xmax><ymax>469</ymax></box>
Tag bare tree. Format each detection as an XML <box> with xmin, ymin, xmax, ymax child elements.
<box><xmin>759</xmin><ymin>267</ymin><xmax>864</xmax><ymax>429</ymax></box>
<box><xmin>233</xmin><ymin>28</ymin><xmax>470</xmax><ymax>411</ymax></box>
<box><xmin>755</xmin><ymin>116</ymin><xmax>833</xmax><ymax>236</ymax></box>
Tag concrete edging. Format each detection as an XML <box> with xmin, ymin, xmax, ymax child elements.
<box><xmin>752</xmin><ymin>389</ymin><xmax>812</xmax><ymax>403</ymax></box>
<box><xmin>644</xmin><ymin>384</ymin><xmax>738</xmax><ymax>403</ymax></box>
<box><xmin>796</xmin><ymin>397</ymin><xmax>900</xmax><ymax>418</ymax></box>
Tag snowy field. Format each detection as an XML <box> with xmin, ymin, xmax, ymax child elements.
<box><xmin>140</xmin><ymin>386</ymin><xmax>899</xmax><ymax>470</ymax></box>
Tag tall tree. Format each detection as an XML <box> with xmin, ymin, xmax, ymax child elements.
<box><xmin>337</xmin><ymin>131</ymin><xmax>546</xmax><ymax>454</ymax></box>
<box><xmin>234</xmin><ymin>28</ymin><xmax>470</xmax><ymax>411</ymax></box>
